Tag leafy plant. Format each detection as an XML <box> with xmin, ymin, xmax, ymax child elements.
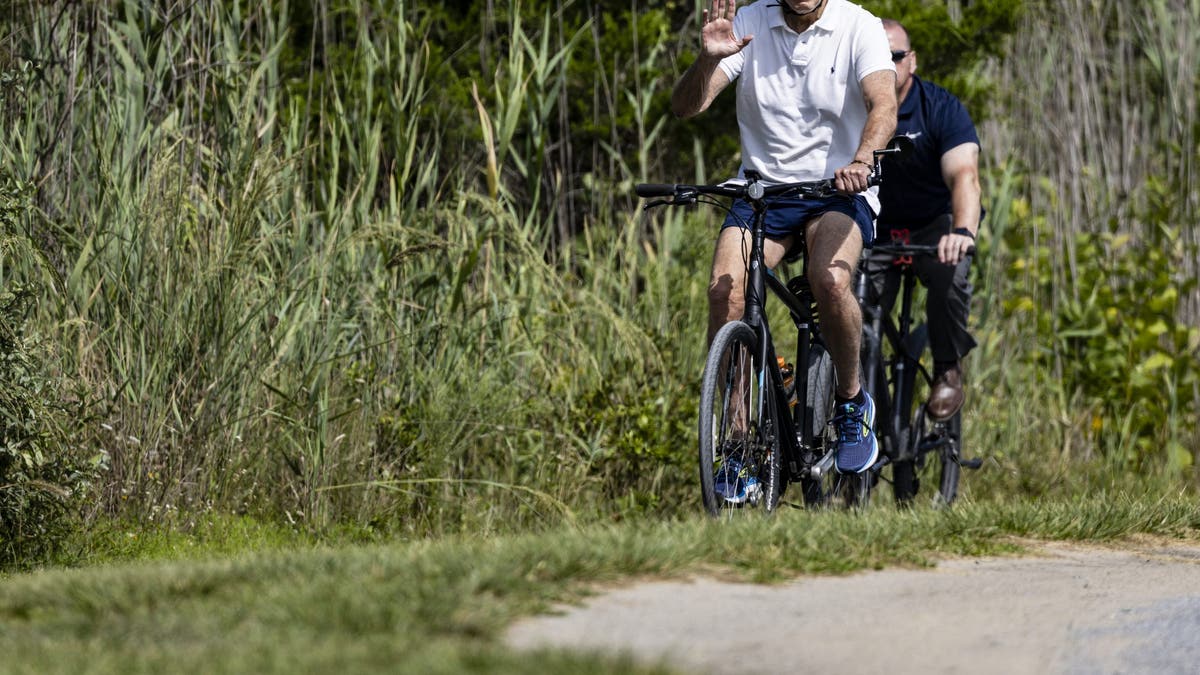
<box><xmin>1000</xmin><ymin>179</ymin><xmax>1199</xmax><ymax>473</ymax></box>
<box><xmin>0</xmin><ymin>170</ymin><xmax>94</xmax><ymax>567</ymax></box>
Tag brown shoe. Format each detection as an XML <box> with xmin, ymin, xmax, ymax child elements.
<box><xmin>927</xmin><ymin>364</ymin><xmax>965</xmax><ymax>420</ymax></box>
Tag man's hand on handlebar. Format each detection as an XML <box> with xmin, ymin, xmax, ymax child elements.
<box><xmin>834</xmin><ymin>159</ymin><xmax>873</xmax><ymax>195</ymax></box>
<box><xmin>937</xmin><ymin>231</ymin><xmax>975</xmax><ymax>265</ymax></box>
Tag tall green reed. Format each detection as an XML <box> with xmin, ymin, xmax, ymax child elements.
<box><xmin>984</xmin><ymin>0</ymin><xmax>1199</xmax><ymax>474</ymax></box>
<box><xmin>0</xmin><ymin>0</ymin><xmax>707</xmax><ymax>537</ymax></box>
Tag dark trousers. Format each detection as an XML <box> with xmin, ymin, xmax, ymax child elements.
<box><xmin>864</xmin><ymin>214</ymin><xmax>977</xmax><ymax>364</ymax></box>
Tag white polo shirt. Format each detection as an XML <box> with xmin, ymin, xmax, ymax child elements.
<box><xmin>718</xmin><ymin>0</ymin><xmax>893</xmax><ymax>213</ymax></box>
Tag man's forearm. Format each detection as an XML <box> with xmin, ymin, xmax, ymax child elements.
<box><xmin>854</xmin><ymin>107</ymin><xmax>897</xmax><ymax>164</ymax></box>
<box><xmin>950</xmin><ymin>171</ymin><xmax>982</xmax><ymax>234</ymax></box>
<box><xmin>671</xmin><ymin>55</ymin><xmax>724</xmax><ymax>118</ymax></box>
<box><xmin>853</xmin><ymin>71</ymin><xmax>898</xmax><ymax>164</ymax></box>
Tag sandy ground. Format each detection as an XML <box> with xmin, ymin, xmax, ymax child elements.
<box><xmin>505</xmin><ymin>539</ymin><xmax>1200</xmax><ymax>674</ymax></box>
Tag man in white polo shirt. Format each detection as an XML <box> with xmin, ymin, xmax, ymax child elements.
<box><xmin>672</xmin><ymin>0</ymin><xmax>896</xmax><ymax>487</ymax></box>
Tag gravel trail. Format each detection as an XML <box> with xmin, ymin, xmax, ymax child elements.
<box><xmin>506</xmin><ymin>540</ymin><xmax>1200</xmax><ymax>674</ymax></box>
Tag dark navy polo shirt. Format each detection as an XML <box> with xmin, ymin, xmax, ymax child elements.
<box><xmin>877</xmin><ymin>76</ymin><xmax>980</xmax><ymax>233</ymax></box>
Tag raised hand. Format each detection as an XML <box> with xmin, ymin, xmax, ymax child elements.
<box><xmin>701</xmin><ymin>0</ymin><xmax>752</xmax><ymax>59</ymax></box>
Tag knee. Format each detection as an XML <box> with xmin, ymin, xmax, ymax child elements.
<box><xmin>809</xmin><ymin>266</ymin><xmax>853</xmax><ymax>301</ymax></box>
<box><xmin>708</xmin><ymin>278</ymin><xmax>743</xmax><ymax>314</ymax></box>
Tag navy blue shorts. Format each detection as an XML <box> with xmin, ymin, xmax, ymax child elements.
<box><xmin>720</xmin><ymin>194</ymin><xmax>875</xmax><ymax>244</ymax></box>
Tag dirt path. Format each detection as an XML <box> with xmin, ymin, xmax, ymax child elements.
<box><xmin>505</xmin><ymin>539</ymin><xmax>1200</xmax><ymax>674</ymax></box>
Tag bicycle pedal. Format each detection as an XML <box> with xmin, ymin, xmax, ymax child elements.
<box><xmin>957</xmin><ymin>457</ymin><xmax>983</xmax><ymax>470</ymax></box>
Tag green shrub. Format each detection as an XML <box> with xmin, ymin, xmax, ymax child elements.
<box><xmin>0</xmin><ymin>173</ymin><xmax>95</xmax><ymax>567</ymax></box>
<box><xmin>1000</xmin><ymin>183</ymin><xmax>1200</xmax><ymax>473</ymax></box>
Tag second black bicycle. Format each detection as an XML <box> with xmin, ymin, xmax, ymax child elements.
<box><xmin>856</xmin><ymin>237</ymin><xmax>984</xmax><ymax>506</ymax></box>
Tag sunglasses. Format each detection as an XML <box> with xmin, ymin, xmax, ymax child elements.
<box><xmin>891</xmin><ymin>50</ymin><xmax>910</xmax><ymax>63</ymax></box>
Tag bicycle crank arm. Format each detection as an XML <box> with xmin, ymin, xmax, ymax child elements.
<box><xmin>809</xmin><ymin>449</ymin><xmax>837</xmax><ymax>480</ymax></box>
<box><xmin>918</xmin><ymin>436</ymin><xmax>950</xmax><ymax>452</ymax></box>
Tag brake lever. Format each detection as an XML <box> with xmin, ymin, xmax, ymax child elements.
<box><xmin>643</xmin><ymin>196</ymin><xmax>699</xmax><ymax>210</ymax></box>
<box><xmin>674</xmin><ymin>188</ymin><xmax>699</xmax><ymax>204</ymax></box>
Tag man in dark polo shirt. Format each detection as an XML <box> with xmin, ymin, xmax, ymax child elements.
<box><xmin>872</xmin><ymin>18</ymin><xmax>982</xmax><ymax>419</ymax></box>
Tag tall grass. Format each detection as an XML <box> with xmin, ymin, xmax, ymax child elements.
<box><xmin>0</xmin><ymin>0</ymin><xmax>710</xmax><ymax>541</ymax></box>
<box><xmin>0</xmin><ymin>0</ymin><xmax>1195</xmax><ymax>553</ymax></box>
<box><xmin>979</xmin><ymin>0</ymin><xmax>1199</xmax><ymax>474</ymax></box>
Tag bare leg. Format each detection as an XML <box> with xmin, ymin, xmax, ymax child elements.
<box><xmin>707</xmin><ymin>227</ymin><xmax>792</xmax><ymax>343</ymax></box>
<box><xmin>805</xmin><ymin>212</ymin><xmax>864</xmax><ymax>399</ymax></box>
<box><xmin>708</xmin><ymin>227</ymin><xmax>793</xmax><ymax>438</ymax></box>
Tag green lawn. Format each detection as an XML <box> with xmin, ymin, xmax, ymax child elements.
<box><xmin>1</xmin><ymin>492</ymin><xmax>1197</xmax><ymax>674</ymax></box>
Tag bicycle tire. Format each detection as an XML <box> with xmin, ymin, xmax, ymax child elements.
<box><xmin>804</xmin><ymin>344</ymin><xmax>836</xmax><ymax>440</ymax></box>
<box><xmin>818</xmin><ymin>471</ymin><xmax>872</xmax><ymax>509</ymax></box>
<box><xmin>698</xmin><ymin>321</ymin><xmax>782</xmax><ymax>517</ymax></box>
<box><xmin>853</xmin><ymin>352</ymin><xmax>888</xmax><ymax>507</ymax></box>
<box><xmin>891</xmin><ymin>403</ymin><xmax>921</xmax><ymax>503</ymax></box>
<box><xmin>892</xmin><ymin>406</ymin><xmax>961</xmax><ymax>506</ymax></box>
<box><xmin>799</xmin><ymin>344</ymin><xmax>835</xmax><ymax>506</ymax></box>
<box><xmin>891</xmin><ymin>458</ymin><xmax>918</xmax><ymax>504</ymax></box>
<box><xmin>849</xmin><ymin>471</ymin><xmax>873</xmax><ymax>508</ymax></box>
<box><xmin>939</xmin><ymin>411</ymin><xmax>963</xmax><ymax>504</ymax></box>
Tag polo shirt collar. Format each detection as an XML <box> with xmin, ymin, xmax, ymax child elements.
<box><xmin>814</xmin><ymin>0</ymin><xmax>845</xmax><ymax>31</ymax></box>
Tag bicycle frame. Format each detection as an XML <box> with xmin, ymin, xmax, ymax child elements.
<box><xmin>741</xmin><ymin>197</ymin><xmax>832</xmax><ymax>480</ymax></box>
<box><xmin>636</xmin><ymin>137</ymin><xmax>911</xmax><ymax>511</ymax></box>
<box><xmin>858</xmin><ymin>239</ymin><xmax>980</xmax><ymax>469</ymax></box>
<box><xmin>637</xmin><ymin>174</ymin><xmax>851</xmax><ymax>481</ymax></box>
<box><xmin>857</xmin><ymin>250</ymin><xmax>929</xmax><ymax>463</ymax></box>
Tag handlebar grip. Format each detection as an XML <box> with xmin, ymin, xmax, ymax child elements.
<box><xmin>635</xmin><ymin>184</ymin><xmax>678</xmax><ymax>198</ymax></box>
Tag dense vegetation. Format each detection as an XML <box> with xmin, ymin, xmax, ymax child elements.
<box><xmin>0</xmin><ymin>0</ymin><xmax>1196</xmax><ymax>566</ymax></box>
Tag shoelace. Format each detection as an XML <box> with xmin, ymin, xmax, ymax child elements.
<box><xmin>836</xmin><ymin>403</ymin><xmax>865</xmax><ymax>443</ymax></box>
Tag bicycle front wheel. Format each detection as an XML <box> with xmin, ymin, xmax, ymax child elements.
<box><xmin>892</xmin><ymin>406</ymin><xmax>961</xmax><ymax>506</ymax></box>
<box><xmin>698</xmin><ymin>321</ymin><xmax>782</xmax><ymax>517</ymax></box>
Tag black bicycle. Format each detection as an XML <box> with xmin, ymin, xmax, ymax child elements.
<box><xmin>636</xmin><ymin>143</ymin><xmax>905</xmax><ymax>517</ymax></box>
<box><xmin>856</xmin><ymin>237</ymin><xmax>983</xmax><ymax>506</ymax></box>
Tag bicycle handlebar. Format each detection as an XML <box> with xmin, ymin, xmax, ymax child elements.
<box><xmin>634</xmin><ymin>184</ymin><xmax>687</xmax><ymax>198</ymax></box>
<box><xmin>634</xmin><ymin>175</ymin><xmax>877</xmax><ymax>207</ymax></box>
<box><xmin>870</xmin><ymin>242</ymin><xmax>977</xmax><ymax>257</ymax></box>
<box><xmin>635</xmin><ymin>137</ymin><xmax>913</xmax><ymax>207</ymax></box>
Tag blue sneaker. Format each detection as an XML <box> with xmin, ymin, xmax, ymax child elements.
<box><xmin>714</xmin><ymin>455</ymin><xmax>761</xmax><ymax>504</ymax></box>
<box><xmin>834</xmin><ymin>392</ymin><xmax>879</xmax><ymax>473</ymax></box>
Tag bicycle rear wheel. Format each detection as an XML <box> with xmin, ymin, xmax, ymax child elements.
<box><xmin>892</xmin><ymin>406</ymin><xmax>961</xmax><ymax>506</ymax></box>
<box><xmin>698</xmin><ymin>321</ymin><xmax>782</xmax><ymax>517</ymax></box>
<box><xmin>801</xmin><ymin>344</ymin><xmax>875</xmax><ymax>509</ymax></box>
<box><xmin>798</xmin><ymin>344</ymin><xmax>834</xmax><ymax>506</ymax></box>
<box><xmin>850</xmin><ymin>351</ymin><xmax>888</xmax><ymax>508</ymax></box>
